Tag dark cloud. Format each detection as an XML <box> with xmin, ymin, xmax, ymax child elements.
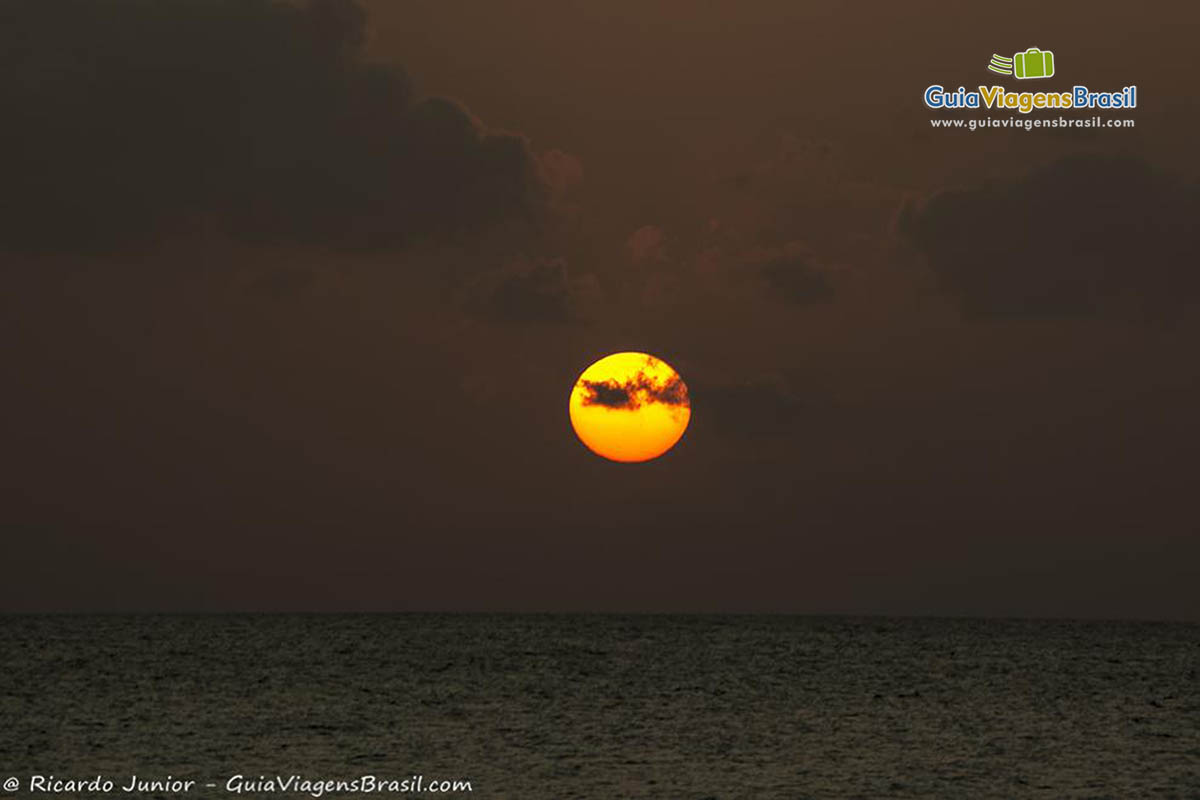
<box><xmin>901</xmin><ymin>155</ymin><xmax>1200</xmax><ymax>319</ymax></box>
<box><xmin>0</xmin><ymin>0</ymin><xmax>560</xmax><ymax>253</ymax></box>
<box><xmin>580</xmin><ymin>368</ymin><xmax>689</xmax><ymax>410</ymax></box>
<box><xmin>721</xmin><ymin>242</ymin><xmax>837</xmax><ymax>305</ymax></box>
<box><xmin>759</xmin><ymin>254</ymin><xmax>835</xmax><ymax>305</ymax></box>
<box><xmin>580</xmin><ymin>380</ymin><xmax>637</xmax><ymax>409</ymax></box>
<box><xmin>688</xmin><ymin>377</ymin><xmax>808</xmax><ymax>437</ymax></box>
<box><xmin>475</xmin><ymin>258</ymin><xmax>572</xmax><ymax>324</ymax></box>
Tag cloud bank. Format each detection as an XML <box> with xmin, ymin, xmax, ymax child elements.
<box><xmin>901</xmin><ymin>155</ymin><xmax>1200</xmax><ymax>319</ymax></box>
<box><xmin>0</xmin><ymin>0</ymin><xmax>562</xmax><ymax>253</ymax></box>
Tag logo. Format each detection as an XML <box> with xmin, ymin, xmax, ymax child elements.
<box><xmin>988</xmin><ymin>48</ymin><xmax>1055</xmax><ymax>79</ymax></box>
<box><xmin>924</xmin><ymin>49</ymin><xmax>1136</xmax><ymax>115</ymax></box>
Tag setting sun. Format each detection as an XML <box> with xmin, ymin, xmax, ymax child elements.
<box><xmin>568</xmin><ymin>352</ymin><xmax>691</xmax><ymax>463</ymax></box>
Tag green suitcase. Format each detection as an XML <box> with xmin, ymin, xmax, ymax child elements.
<box><xmin>1014</xmin><ymin>48</ymin><xmax>1054</xmax><ymax>79</ymax></box>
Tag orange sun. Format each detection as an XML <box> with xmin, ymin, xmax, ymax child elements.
<box><xmin>568</xmin><ymin>352</ymin><xmax>691</xmax><ymax>463</ymax></box>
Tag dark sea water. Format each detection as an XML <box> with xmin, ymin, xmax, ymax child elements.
<box><xmin>1</xmin><ymin>615</ymin><xmax>1197</xmax><ymax>799</ymax></box>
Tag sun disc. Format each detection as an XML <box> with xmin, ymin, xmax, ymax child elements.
<box><xmin>568</xmin><ymin>352</ymin><xmax>690</xmax><ymax>463</ymax></box>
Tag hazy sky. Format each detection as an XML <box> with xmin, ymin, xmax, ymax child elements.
<box><xmin>3</xmin><ymin>0</ymin><xmax>1198</xmax><ymax>617</ymax></box>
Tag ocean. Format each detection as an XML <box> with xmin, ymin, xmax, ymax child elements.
<box><xmin>1</xmin><ymin>615</ymin><xmax>1197</xmax><ymax>798</ymax></box>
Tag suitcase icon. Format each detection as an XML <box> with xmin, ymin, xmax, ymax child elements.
<box><xmin>1014</xmin><ymin>48</ymin><xmax>1054</xmax><ymax>79</ymax></box>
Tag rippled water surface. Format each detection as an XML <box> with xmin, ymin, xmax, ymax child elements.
<box><xmin>2</xmin><ymin>615</ymin><xmax>1197</xmax><ymax>798</ymax></box>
